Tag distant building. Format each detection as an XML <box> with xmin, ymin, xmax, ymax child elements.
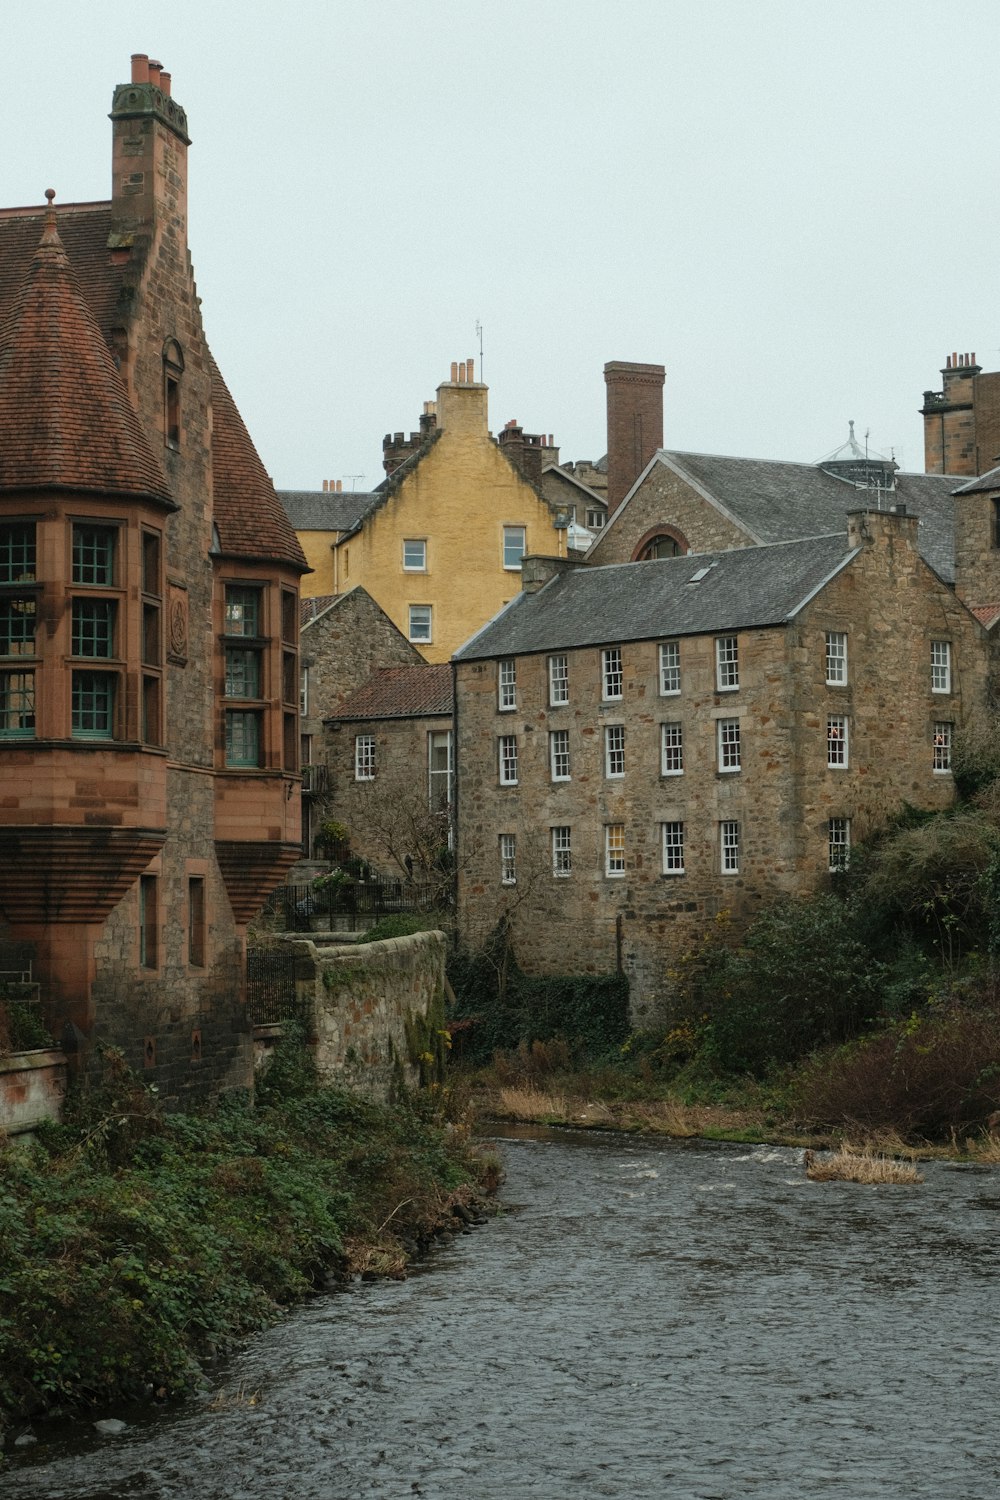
<box><xmin>0</xmin><ymin>56</ymin><xmax>307</xmax><ymax>1099</ymax></box>
<box><xmin>921</xmin><ymin>351</ymin><xmax>1000</xmax><ymax>478</ymax></box>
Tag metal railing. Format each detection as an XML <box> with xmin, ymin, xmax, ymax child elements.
<box><xmin>246</xmin><ymin>948</ymin><xmax>302</xmax><ymax>1025</ymax></box>
<box><xmin>262</xmin><ymin>875</ymin><xmax>445</xmax><ymax>933</ymax></box>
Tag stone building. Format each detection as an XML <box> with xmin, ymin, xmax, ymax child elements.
<box><xmin>0</xmin><ymin>56</ymin><xmax>307</xmax><ymax>1100</ymax></box>
<box><xmin>921</xmin><ymin>351</ymin><xmax>1000</xmax><ymax>478</ymax></box>
<box><xmin>453</xmin><ymin>512</ymin><xmax>986</xmax><ymax>1024</ymax></box>
<box><xmin>323</xmin><ymin>664</ymin><xmax>454</xmax><ymax>881</ymax></box>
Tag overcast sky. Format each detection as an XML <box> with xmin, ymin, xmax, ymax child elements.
<box><xmin>3</xmin><ymin>1</ymin><xmax>998</xmax><ymax>490</ymax></box>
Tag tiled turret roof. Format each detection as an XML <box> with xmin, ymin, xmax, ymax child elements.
<box><xmin>0</xmin><ymin>201</ymin><xmax>172</xmax><ymax>501</ymax></box>
<box><xmin>209</xmin><ymin>356</ymin><xmax>308</xmax><ymax>571</ymax></box>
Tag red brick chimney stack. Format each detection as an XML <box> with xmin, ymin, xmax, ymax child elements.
<box><xmin>111</xmin><ymin>52</ymin><xmax>191</xmax><ymax>237</ymax></box>
<box><xmin>604</xmin><ymin>360</ymin><xmax>665</xmax><ymax>514</ymax></box>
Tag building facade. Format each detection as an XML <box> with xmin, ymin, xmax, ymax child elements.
<box><xmin>454</xmin><ymin>513</ymin><xmax>986</xmax><ymax>1024</ymax></box>
<box><xmin>0</xmin><ymin>56</ymin><xmax>307</xmax><ymax>1099</ymax></box>
<box><xmin>921</xmin><ymin>352</ymin><xmax>1000</xmax><ymax>478</ymax></box>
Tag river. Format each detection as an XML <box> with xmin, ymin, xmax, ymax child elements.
<box><xmin>4</xmin><ymin>1129</ymin><xmax>998</xmax><ymax>1499</ymax></box>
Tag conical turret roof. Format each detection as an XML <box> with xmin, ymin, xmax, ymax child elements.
<box><xmin>0</xmin><ymin>196</ymin><xmax>172</xmax><ymax>501</ymax></box>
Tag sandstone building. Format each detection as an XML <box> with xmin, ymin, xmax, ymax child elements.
<box><xmin>0</xmin><ymin>56</ymin><xmax>307</xmax><ymax>1098</ymax></box>
<box><xmin>921</xmin><ymin>352</ymin><xmax>1000</xmax><ymax>478</ymax></box>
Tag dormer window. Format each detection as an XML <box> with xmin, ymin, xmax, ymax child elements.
<box><xmin>162</xmin><ymin>338</ymin><xmax>184</xmax><ymax>450</ymax></box>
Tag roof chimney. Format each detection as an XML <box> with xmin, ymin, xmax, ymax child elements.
<box><xmin>604</xmin><ymin>360</ymin><xmax>665</xmax><ymax>514</ymax></box>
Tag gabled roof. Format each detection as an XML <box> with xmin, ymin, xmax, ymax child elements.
<box><xmin>455</xmin><ymin>534</ymin><xmax>856</xmax><ymax>661</ymax></box>
<box><xmin>209</xmin><ymin>358</ymin><xmax>308</xmax><ymax>570</ymax></box>
<box><xmin>301</xmin><ymin>593</ymin><xmax>341</xmax><ymax>626</ymax></box>
<box><xmin>278</xmin><ymin>489</ymin><xmax>378</xmax><ymax>532</ymax></box>
<box><xmin>953</xmin><ymin>464</ymin><xmax>1000</xmax><ymax>495</ymax></box>
<box><xmin>595</xmin><ymin>449</ymin><xmax>959</xmax><ymax>582</ymax></box>
<box><xmin>541</xmin><ymin>463</ymin><xmax>608</xmax><ymax>506</ymax></box>
<box><xmin>0</xmin><ymin>205</ymin><xmax>172</xmax><ymax>502</ymax></box>
<box><xmin>325</xmin><ymin>663</ymin><xmax>454</xmax><ymax>722</ymax></box>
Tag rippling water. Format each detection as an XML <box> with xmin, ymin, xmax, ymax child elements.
<box><xmin>5</xmin><ymin>1131</ymin><xmax>998</xmax><ymax>1499</ymax></box>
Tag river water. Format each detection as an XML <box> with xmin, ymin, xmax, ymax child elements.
<box><xmin>4</xmin><ymin>1130</ymin><xmax>998</xmax><ymax>1499</ymax></box>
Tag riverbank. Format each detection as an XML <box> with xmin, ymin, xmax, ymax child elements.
<box><xmin>0</xmin><ymin>1044</ymin><xmax>497</xmax><ymax>1437</ymax></box>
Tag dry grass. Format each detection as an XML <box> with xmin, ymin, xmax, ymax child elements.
<box><xmin>966</xmin><ymin>1131</ymin><xmax>1000</xmax><ymax>1163</ymax></box>
<box><xmin>496</xmin><ymin>1085</ymin><xmax>568</xmax><ymax>1122</ymax></box>
<box><xmin>804</xmin><ymin>1145</ymin><xmax>924</xmax><ymax>1185</ymax></box>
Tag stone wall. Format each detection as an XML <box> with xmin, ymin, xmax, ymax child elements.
<box><xmin>0</xmin><ymin>1049</ymin><xmax>66</xmax><ymax>1136</ymax></box>
<box><xmin>588</xmin><ymin>457</ymin><xmax>752</xmax><ymax>565</ymax></box>
<box><xmin>271</xmin><ymin>930</ymin><xmax>447</xmax><ymax>1100</ymax></box>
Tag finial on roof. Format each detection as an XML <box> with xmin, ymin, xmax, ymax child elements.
<box><xmin>39</xmin><ymin>188</ymin><xmax>61</xmax><ymax>248</ymax></box>
<box><xmin>848</xmin><ymin>419</ymin><xmax>855</xmax><ymax>437</ymax></box>
<box><xmin>45</xmin><ymin>188</ymin><xmax>56</xmax><ymax>204</ymax></box>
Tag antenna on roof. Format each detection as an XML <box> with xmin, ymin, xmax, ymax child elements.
<box><xmin>475</xmin><ymin>319</ymin><xmax>484</xmax><ymax>383</ymax></box>
<box><xmin>344</xmin><ymin>475</ymin><xmax>365</xmax><ymax>492</ymax></box>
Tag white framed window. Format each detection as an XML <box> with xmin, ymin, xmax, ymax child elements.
<box><xmin>548</xmin><ymin>654</ymin><xmax>569</xmax><ymax>706</ymax></box>
<box><xmin>931</xmin><ymin>640</ymin><xmax>951</xmax><ymax>693</ymax></box>
<box><xmin>300</xmin><ymin>665</ymin><xmax>309</xmax><ymax>718</ymax></box>
<box><xmin>403</xmin><ymin>538</ymin><xmax>427</xmax><ymax>572</ymax></box>
<box><xmin>605</xmin><ymin>823</ymin><xmax>626</xmax><ymax>877</ymax></box>
<box><xmin>717</xmin><ymin>718</ymin><xmax>741</xmax><ymax>772</ymax></box>
<box><xmin>826</xmin><ymin>630</ymin><xmax>847</xmax><ymax>686</ymax></box>
<box><xmin>659</xmin><ymin>640</ymin><xmax>681</xmax><ymax>696</ymax></box>
<box><xmin>827</xmin><ymin>715</ymin><xmax>848</xmax><ymax>768</ymax></box>
<box><xmin>661</xmin><ymin>722</ymin><xmax>683</xmax><ymax>776</ymax></box>
<box><xmin>715</xmin><ymin>635</ymin><xmax>739</xmax><ymax>691</ymax></box>
<box><xmin>828</xmin><ymin>817</ymin><xmax>850</xmax><ymax>871</ymax></box>
<box><xmin>721</xmin><ymin>820</ymin><xmax>740</xmax><ymax>874</ymax></box>
<box><xmin>933</xmin><ymin>721</ymin><xmax>953</xmax><ymax>774</ymax></box>
<box><xmin>586</xmin><ymin>509</ymin><xmax>605</xmax><ymax>530</ymax></box>
<box><xmin>551</xmin><ymin>825</ymin><xmax>572</xmax><ymax>877</ymax></box>
<box><xmin>503</xmin><ymin>526</ymin><xmax>526</xmax><ymax>570</ymax></box>
<box><xmin>498</xmin><ymin>658</ymin><xmax>517</xmax><ymax>711</ymax></box>
<box><xmin>662</xmin><ymin>821</ymin><xmax>685</xmax><ymax>875</ymax></box>
<box><xmin>499</xmin><ymin>734</ymin><xmax>518</xmax><ymax>785</ymax></box>
<box><xmin>408</xmin><ymin>604</ymin><xmax>432</xmax><ymax>643</ymax></box>
<box><xmin>549</xmin><ymin>729</ymin><xmax>570</xmax><ymax>781</ymax></box>
<box><xmin>602</xmin><ymin>646</ymin><xmax>623</xmax><ymax>701</ymax></box>
<box><xmin>428</xmin><ymin>729</ymin><xmax>454</xmax><ymax>812</ymax></box>
<box><xmin>355</xmin><ymin>733</ymin><xmax>375</xmax><ymax>780</ymax></box>
<box><xmin>604</xmin><ymin>724</ymin><xmax>625</xmax><ymax>778</ymax></box>
<box><xmin>500</xmin><ymin>833</ymin><xmax>517</xmax><ymax>885</ymax></box>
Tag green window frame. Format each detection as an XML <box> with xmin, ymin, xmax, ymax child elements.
<box><xmin>72</xmin><ymin>524</ymin><xmax>115</xmax><ymax>586</ymax></box>
<box><xmin>72</xmin><ymin>670</ymin><xmax>116</xmax><ymax>739</ymax></box>
<box><xmin>71</xmin><ymin>598</ymin><xmax>116</xmax><ymax>658</ymax></box>
<box><xmin>224</xmin><ymin>586</ymin><xmax>262</xmax><ymax>638</ymax></box>
<box><xmin>0</xmin><ymin>597</ymin><xmax>36</xmax><ymax>656</ymax></box>
<box><xmin>0</xmin><ymin>670</ymin><xmax>35</xmax><ymax>738</ymax></box>
<box><xmin>225</xmin><ymin>646</ymin><xmax>262</xmax><ymax>699</ymax></box>
<box><xmin>225</xmin><ymin>709</ymin><xmax>262</xmax><ymax>767</ymax></box>
<box><xmin>0</xmin><ymin>523</ymin><xmax>36</xmax><ymax>583</ymax></box>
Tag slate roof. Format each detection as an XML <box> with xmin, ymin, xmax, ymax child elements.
<box><xmin>596</xmin><ymin>450</ymin><xmax>959</xmax><ymax>583</ymax></box>
<box><xmin>0</xmin><ymin>207</ymin><xmax>172</xmax><ymax>502</ymax></box>
<box><xmin>325</xmin><ymin>664</ymin><xmax>454</xmax><ymax>722</ymax></box>
<box><xmin>454</xmin><ymin>534</ymin><xmax>856</xmax><ymax>661</ymax></box>
<box><xmin>953</xmin><ymin>464</ymin><xmax>1000</xmax><ymax>495</ymax></box>
<box><xmin>278</xmin><ymin>489</ymin><xmax>378</xmax><ymax>531</ymax></box>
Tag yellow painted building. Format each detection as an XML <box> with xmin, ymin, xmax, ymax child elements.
<box><xmin>281</xmin><ymin>362</ymin><xmax>569</xmax><ymax>663</ymax></box>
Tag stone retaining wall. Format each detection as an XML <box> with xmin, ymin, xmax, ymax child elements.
<box><xmin>0</xmin><ymin>1049</ymin><xmax>67</xmax><ymax>1136</ymax></box>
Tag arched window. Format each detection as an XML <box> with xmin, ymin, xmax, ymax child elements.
<box><xmin>162</xmin><ymin>338</ymin><xmax>184</xmax><ymax>450</ymax></box>
<box><xmin>631</xmin><ymin>525</ymin><xmax>689</xmax><ymax>562</ymax></box>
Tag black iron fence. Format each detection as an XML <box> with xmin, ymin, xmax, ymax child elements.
<box><xmin>261</xmin><ymin>875</ymin><xmax>445</xmax><ymax>934</ymax></box>
<box><xmin>246</xmin><ymin>947</ymin><xmax>302</xmax><ymax>1025</ymax></box>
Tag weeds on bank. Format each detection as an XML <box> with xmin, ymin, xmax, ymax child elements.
<box><xmin>804</xmin><ymin>1145</ymin><xmax>924</xmax><ymax>1185</ymax></box>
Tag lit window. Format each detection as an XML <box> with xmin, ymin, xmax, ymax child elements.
<box><xmin>499</xmin><ymin>734</ymin><xmax>518</xmax><ymax>785</ymax></box>
<box><xmin>551</xmin><ymin>826</ymin><xmax>572</xmax><ymax>877</ymax></box>
<box><xmin>933</xmin><ymin>722</ymin><xmax>953</xmax><ymax>773</ymax></box>
<box><xmin>355</xmin><ymin>734</ymin><xmax>376</xmax><ymax>780</ymax></box>
<box><xmin>826</xmin><ymin>631</ymin><xmax>847</xmax><ymax>685</ymax></box>
<box><xmin>662</xmin><ymin>821</ymin><xmax>685</xmax><ymax>875</ymax></box>
<box><xmin>0</xmin><ymin>670</ymin><xmax>34</xmax><ymax>738</ymax></box>
<box><xmin>715</xmin><ymin>635</ymin><xmax>739</xmax><ymax>691</ymax></box>
<box><xmin>428</xmin><ymin>730</ymin><xmax>454</xmax><ymax>812</ymax></box>
<box><xmin>602</xmin><ymin>647</ymin><xmax>623</xmax><ymax>701</ymax></box>
<box><xmin>717</xmin><ymin>718</ymin><xmax>741</xmax><ymax>772</ymax></box>
<box><xmin>403</xmin><ymin>539</ymin><xmax>426</xmax><ymax>571</ymax></box>
<box><xmin>549</xmin><ymin>729</ymin><xmax>570</xmax><ymax>781</ymax></box>
<box><xmin>0</xmin><ymin>597</ymin><xmax>36</xmax><ymax>656</ymax></box>
<box><xmin>605</xmin><ymin>823</ymin><xmax>626</xmax><ymax>877</ymax></box>
<box><xmin>500</xmin><ymin>833</ymin><xmax>517</xmax><ymax>885</ymax></box>
<box><xmin>661</xmin><ymin>722</ymin><xmax>683</xmax><ymax>776</ymax></box>
<box><xmin>605</xmin><ymin>724</ymin><xmax>625</xmax><ymax>778</ymax></box>
<box><xmin>498</xmin><ymin>658</ymin><xmax>517</xmax><ymax>711</ymax></box>
<box><xmin>828</xmin><ymin>817</ymin><xmax>850</xmax><ymax>871</ymax></box>
<box><xmin>72</xmin><ymin>524</ymin><xmax>115</xmax><ymax>586</ymax></box>
<box><xmin>503</xmin><ymin>526</ymin><xmax>526</xmax><ymax>570</ymax></box>
<box><xmin>408</xmin><ymin>604</ymin><xmax>432</xmax><ymax>643</ymax></box>
<box><xmin>72</xmin><ymin>671</ymin><xmax>115</xmax><ymax>739</ymax></box>
<box><xmin>225</xmin><ymin>709</ymin><xmax>262</xmax><ymax>767</ymax></box>
<box><xmin>659</xmin><ymin>641</ymin><xmax>681</xmax><ymax>695</ymax></box>
<box><xmin>721</xmin><ymin>820</ymin><xmax>740</xmax><ymax>874</ymax></box>
<box><xmin>224</xmin><ymin>586</ymin><xmax>261</xmax><ymax>638</ymax></box>
<box><xmin>827</xmin><ymin>715</ymin><xmax>848</xmax><ymax>768</ymax></box>
<box><xmin>548</xmin><ymin>654</ymin><xmax>569</xmax><ymax>705</ymax></box>
<box><xmin>931</xmin><ymin>640</ymin><xmax>951</xmax><ymax>693</ymax></box>
<box><xmin>0</xmin><ymin>522</ymin><xmax>36</xmax><ymax>583</ymax></box>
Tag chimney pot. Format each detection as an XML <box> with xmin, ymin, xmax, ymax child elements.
<box><xmin>468</xmin><ymin>357</ymin><xmax>475</xmax><ymax>382</ymax></box>
<box><xmin>131</xmin><ymin>53</ymin><xmax>149</xmax><ymax>83</ymax></box>
<box><xmin>322</xmin><ymin>480</ymin><xmax>328</xmax><ymax>492</ymax></box>
<box><xmin>336</xmin><ymin>480</ymin><xmax>343</xmax><ymax>493</ymax></box>
<box><xmin>160</xmin><ymin>70</ymin><xmax>171</xmax><ymax>96</ymax></box>
<box><xmin>450</xmin><ymin>362</ymin><xmax>458</xmax><ymax>383</ymax></box>
<box><xmin>147</xmin><ymin>59</ymin><xmax>162</xmax><ymax>86</ymax></box>
<box><xmin>458</xmin><ymin>362</ymin><xmax>467</xmax><ymax>384</ymax></box>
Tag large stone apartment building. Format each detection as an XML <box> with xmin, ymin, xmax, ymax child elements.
<box><xmin>0</xmin><ymin>56</ymin><xmax>307</xmax><ymax>1099</ymax></box>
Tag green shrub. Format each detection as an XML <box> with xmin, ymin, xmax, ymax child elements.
<box><xmin>362</xmin><ymin>913</ymin><xmax>442</xmax><ymax>944</ymax></box>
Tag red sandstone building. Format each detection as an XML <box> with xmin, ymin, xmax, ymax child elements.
<box><xmin>0</xmin><ymin>56</ymin><xmax>307</xmax><ymax>1099</ymax></box>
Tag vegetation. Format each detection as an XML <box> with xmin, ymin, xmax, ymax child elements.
<box><xmin>0</xmin><ymin>1035</ymin><xmax>493</xmax><ymax>1427</ymax></box>
<box><xmin>804</xmin><ymin>1146</ymin><xmax>924</xmax><ymax>1185</ymax></box>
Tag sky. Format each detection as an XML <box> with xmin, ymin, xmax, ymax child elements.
<box><xmin>2</xmin><ymin>1</ymin><xmax>998</xmax><ymax>491</ymax></box>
